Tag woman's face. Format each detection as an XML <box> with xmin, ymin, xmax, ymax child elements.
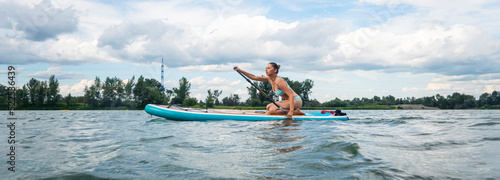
<box><xmin>266</xmin><ymin>64</ymin><xmax>276</xmax><ymax>76</ymax></box>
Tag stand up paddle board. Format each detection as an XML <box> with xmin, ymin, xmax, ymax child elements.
<box><xmin>145</xmin><ymin>104</ymin><xmax>349</xmax><ymax>121</ymax></box>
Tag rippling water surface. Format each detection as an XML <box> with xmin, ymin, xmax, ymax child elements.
<box><xmin>2</xmin><ymin>110</ymin><xmax>499</xmax><ymax>179</ymax></box>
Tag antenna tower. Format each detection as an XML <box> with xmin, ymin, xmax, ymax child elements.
<box><xmin>161</xmin><ymin>58</ymin><xmax>165</xmax><ymax>92</ymax></box>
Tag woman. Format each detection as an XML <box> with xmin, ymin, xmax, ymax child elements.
<box><xmin>234</xmin><ymin>62</ymin><xmax>302</xmax><ymax>119</ymax></box>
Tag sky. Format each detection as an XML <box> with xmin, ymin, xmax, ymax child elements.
<box><xmin>1</xmin><ymin>0</ymin><xmax>500</xmax><ymax>103</ymax></box>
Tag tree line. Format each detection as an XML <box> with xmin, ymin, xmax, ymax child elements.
<box><xmin>3</xmin><ymin>75</ymin><xmax>63</xmax><ymax>109</ymax></box>
<box><xmin>1</xmin><ymin>74</ymin><xmax>499</xmax><ymax>109</ymax></box>
<box><xmin>319</xmin><ymin>92</ymin><xmax>500</xmax><ymax>109</ymax></box>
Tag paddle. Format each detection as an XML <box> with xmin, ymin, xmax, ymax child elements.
<box><xmin>234</xmin><ymin>68</ymin><xmax>289</xmax><ymax>117</ymax></box>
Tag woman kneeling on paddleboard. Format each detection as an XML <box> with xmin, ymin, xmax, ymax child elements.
<box><xmin>234</xmin><ymin>62</ymin><xmax>303</xmax><ymax>119</ymax></box>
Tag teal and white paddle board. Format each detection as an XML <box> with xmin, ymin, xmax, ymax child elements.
<box><xmin>145</xmin><ymin>104</ymin><xmax>349</xmax><ymax>121</ymax></box>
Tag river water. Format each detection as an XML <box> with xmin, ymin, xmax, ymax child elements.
<box><xmin>1</xmin><ymin>110</ymin><xmax>499</xmax><ymax>179</ymax></box>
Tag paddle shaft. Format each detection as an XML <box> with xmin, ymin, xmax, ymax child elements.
<box><xmin>235</xmin><ymin>70</ymin><xmax>288</xmax><ymax>115</ymax></box>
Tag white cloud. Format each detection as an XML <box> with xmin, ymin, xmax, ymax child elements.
<box><xmin>3</xmin><ymin>0</ymin><xmax>499</xmax><ymax>78</ymax></box>
<box><xmin>426</xmin><ymin>83</ymin><xmax>451</xmax><ymax>91</ymax></box>
<box><xmin>327</xmin><ymin>24</ymin><xmax>500</xmax><ymax>75</ymax></box>
<box><xmin>402</xmin><ymin>87</ymin><xmax>420</xmax><ymax>92</ymax></box>
<box><xmin>0</xmin><ymin>0</ymin><xmax>79</xmax><ymax>41</ymax></box>
<box><xmin>59</xmin><ymin>79</ymin><xmax>93</xmax><ymax>96</ymax></box>
<box><xmin>305</xmin><ymin>75</ymin><xmax>345</xmax><ymax>85</ymax></box>
<box><xmin>190</xmin><ymin>76</ymin><xmax>240</xmax><ymax>90</ymax></box>
<box><xmin>95</xmin><ymin>14</ymin><xmax>344</xmax><ymax>69</ymax></box>
<box><xmin>97</xmin><ymin>19</ymin><xmax>197</xmax><ymax>66</ymax></box>
<box><xmin>233</xmin><ymin>88</ymin><xmax>247</xmax><ymax>95</ymax></box>
<box><xmin>126</xmin><ymin>0</ymin><xmax>217</xmax><ymax>27</ymax></box>
<box><xmin>179</xmin><ymin>63</ymin><xmax>252</xmax><ymax>72</ymax></box>
<box><xmin>0</xmin><ymin>0</ymin><xmax>121</xmax><ymax>65</ymax></box>
<box><xmin>190</xmin><ymin>76</ymin><xmax>206</xmax><ymax>86</ymax></box>
<box><xmin>484</xmin><ymin>85</ymin><xmax>500</xmax><ymax>93</ymax></box>
<box><xmin>27</xmin><ymin>67</ymin><xmax>85</xmax><ymax>79</ymax></box>
<box><xmin>164</xmin><ymin>79</ymin><xmax>178</xmax><ymax>87</ymax></box>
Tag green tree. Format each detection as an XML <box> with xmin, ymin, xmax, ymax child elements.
<box><xmin>183</xmin><ymin>97</ymin><xmax>198</xmax><ymax>107</ymax></box>
<box><xmin>26</xmin><ymin>79</ymin><xmax>48</xmax><ymax>107</ymax></box>
<box><xmin>0</xmin><ymin>84</ymin><xmax>6</xmax><ymax>109</ymax></box>
<box><xmin>306</xmin><ymin>99</ymin><xmax>321</xmax><ymax>107</ymax></box>
<box><xmin>206</xmin><ymin>89</ymin><xmax>215</xmax><ymax>108</ymax></box>
<box><xmin>479</xmin><ymin>92</ymin><xmax>490</xmax><ymax>107</ymax></box>
<box><xmin>463</xmin><ymin>94</ymin><xmax>477</xmax><ymax>108</ymax></box>
<box><xmin>15</xmin><ymin>86</ymin><xmax>29</xmax><ymax>108</ymax></box>
<box><xmin>350</xmin><ymin>97</ymin><xmax>362</xmax><ymax>106</ymax></box>
<box><xmin>172</xmin><ymin>77</ymin><xmax>191</xmax><ymax>105</ymax></box>
<box><xmin>46</xmin><ymin>75</ymin><xmax>61</xmax><ymax>107</ymax></box>
<box><xmin>213</xmin><ymin>89</ymin><xmax>223</xmax><ymax>106</ymax></box>
<box><xmin>490</xmin><ymin>91</ymin><xmax>499</xmax><ymax>105</ymax></box>
<box><xmin>373</xmin><ymin>95</ymin><xmax>381</xmax><ymax>104</ymax></box>
<box><xmin>65</xmin><ymin>93</ymin><xmax>74</xmax><ymax>107</ymax></box>
<box><xmin>123</xmin><ymin>76</ymin><xmax>136</xmax><ymax>108</ymax></box>
<box><xmin>133</xmin><ymin>76</ymin><xmax>168</xmax><ymax>108</ymax></box>
<box><xmin>247</xmin><ymin>82</ymin><xmax>259</xmax><ymax>99</ymax></box>
<box><xmin>436</xmin><ymin>94</ymin><xmax>450</xmax><ymax>109</ymax></box>
<box><xmin>102</xmin><ymin>77</ymin><xmax>124</xmax><ymax>107</ymax></box>
<box><xmin>322</xmin><ymin>98</ymin><xmax>347</xmax><ymax>107</ymax></box>
<box><xmin>125</xmin><ymin>76</ymin><xmax>135</xmax><ymax>98</ymax></box>
<box><xmin>133</xmin><ymin>76</ymin><xmax>146</xmax><ymax>107</ymax></box>
<box><xmin>222</xmin><ymin>94</ymin><xmax>240</xmax><ymax>106</ymax></box>
<box><xmin>144</xmin><ymin>86</ymin><xmax>166</xmax><ymax>106</ymax></box>
<box><xmin>84</xmin><ymin>77</ymin><xmax>102</xmax><ymax>107</ymax></box>
<box><xmin>300</xmin><ymin>79</ymin><xmax>314</xmax><ymax>102</ymax></box>
<box><xmin>26</xmin><ymin>78</ymin><xmax>39</xmax><ymax>105</ymax></box>
<box><xmin>247</xmin><ymin>98</ymin><xmax>261</xmax><ymax>107</ymax></box>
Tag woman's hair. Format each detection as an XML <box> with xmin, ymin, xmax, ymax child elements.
<box><xmin>269</xmin><ymin>62</ymin><xmax>280</xmax><ymax>74</ymax></box>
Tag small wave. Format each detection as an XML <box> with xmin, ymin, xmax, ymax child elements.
<box><xmin>313</xmin><ymin>142</ymin><xmax>361</xmax><ymax>158</ymax></box>
<box><xmin>139</xmin><ymin>136</ymin><xmax>174</xmax><ymax>142</ymax></box>
<box><xmin>482</xmin><ymin>137</ymin><xmax>500</xmax><ymax>141</ymax></box>
<box><xmin>398</xmin><ymin>116</ymin><xmax>424</xmax><ymax>120</ymax></box>
<box><xmin>371</xmin><ymin>133</ymin><xmax>395</xmax><ymax>137</ymax></box>
<box><xmin>41</xmin><ymin>172</ymin><xmax>113</xmax><ymax>180</ymax></box>
<box><xmin>259</xmin><ymin>135</ymin><xmax>306</xmax><ymax>143</ymax></box>
<box><xmin>433</xmin><ymin>121</ymin><xmax>456</xmax><ymax>124</ymax></box>
<box><xmin>469</xmin><ymin>122</ymin><xmax>500</xmax><ymax>127</ymax></box>
<box><xmin>415</xmin><ymin>133</ymin><xmax>432</xmax><ymax>136</ymax></box>
<box><xmin>358</xmin><ymin>119</ymin><xmax>407</xmax><ymax>125</ymax></box>
<box><xmin>422</xmin><ymin>140</ymin><xmax>467</xmax><ymax>150</ymax></box>
<box><xmin>363</xmin><ymin>168</ymin><xmax>433</xmax><ymax>180</ymax></box>
<box><xmin>146</xmin><ymin>118</ymin><xmax>171</xmax><ymax>123</ymax></box>
<box><xmin>388</xmin><ymin>119</ymin><xmax>408</xmax><ymax>125</ymax></box>
<box><xmin>171</xmin><ymin>142</ymin><xmax>205</xmax><ymax>149</ymax></box>
<box><xmin>158</xmin><ymin>164</ymin><xmax>196</xmax><ymax>173</ymax></box>
<box><xmin>59</xmin><ymin>137</ymin><xmax>102</xmax><ymax>143</ymax></box>
<box><xmin>276</xmin><ymin>145</ymin><xmax>305</xmax><ymax>154</ymax></box>
<box><xmin>341</xmin><ymin>143</ymin><xmax>360</xmax><ymax>158</ymax></box>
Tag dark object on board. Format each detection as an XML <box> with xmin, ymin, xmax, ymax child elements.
<box><xmin>335</xmin><ymin>110</ymin><xmax>347</xmax><ymax>116</ymax></box>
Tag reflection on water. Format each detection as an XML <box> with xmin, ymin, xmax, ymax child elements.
<box><xmin>260</xmin><ymin>120</ymin><xmax>306</xmax><ymax>154</ymax></box>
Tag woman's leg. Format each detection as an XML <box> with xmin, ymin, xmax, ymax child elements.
<box><xmin>267</xmin><ymin>101</ymin><xmax>288</xmax><ymax>115</ymax></box>
<box><xmin>294</xmin><ymin>98</ymin><xmax>302</xmax><ymax>109</ymax></box>
<box><xmin>267</xmin><ymin>99</ymin><xmax>302</xmax><ymax>115</ymax></box>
